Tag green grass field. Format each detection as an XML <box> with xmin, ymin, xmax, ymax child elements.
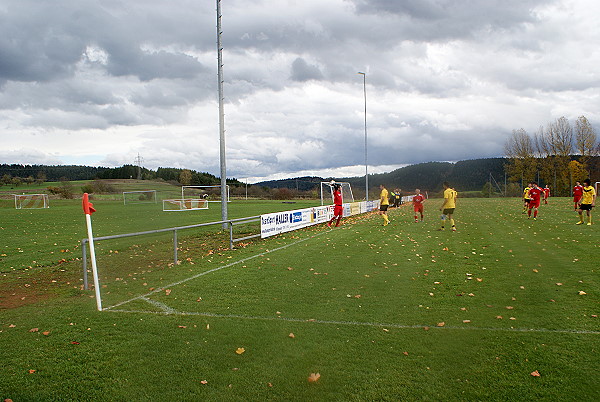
<box><xmin>1</xmin><ymin>196</ymin><xmax>598</xmax><ymax>401</ymax></box>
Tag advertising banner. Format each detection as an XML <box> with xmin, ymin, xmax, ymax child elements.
<box><xmin>260</xmin><ymin>205</ymin><xmax>330</xmax><ymax>238</ymax></box>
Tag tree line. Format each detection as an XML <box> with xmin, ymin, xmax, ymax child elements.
<box><xmin>504</xmin><ymin>115</ymin><xmax>599</xmax><ymax>196</ymax></box>
<box><xmin>0</xmin><ymin>164</ymin><xmax>242</xmax><ymax>188</ymax></box>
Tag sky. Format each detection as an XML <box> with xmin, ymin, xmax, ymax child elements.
<box><xmin>1</xmin><ymin>0</ymin><xmax>599</xmax><ymax>183</ymax></box>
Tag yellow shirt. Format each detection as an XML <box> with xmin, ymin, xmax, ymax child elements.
<box><xmin>523</xmin><ymin>187</ymin><xmax>531</xmax><ymax>200</ymax></box>
<box><xmin>380</xmin><ymin>188</ymin><xmax>389</xmax><ymax>205</ymax></box>
<box><xmin>581</xmin><ymin>186</ymin><xmax>596</xmax><ymax>204</ymax></box>
<box><xmin>443</xmin><ymin>188</ymin><xmax>456</xmax><ymax>209</ymax></box>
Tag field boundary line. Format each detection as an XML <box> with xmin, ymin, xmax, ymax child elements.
<box><xmin>103</xmin><ymin>228</ymin><xmax>330</xmax><ymax>311</ymax></box>
<box><xmin>104</xmin><ymin>308</ymin><xmax>600</xmax><ymax>335</ymax></box>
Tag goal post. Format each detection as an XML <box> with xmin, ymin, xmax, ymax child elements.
<box><xmin>14</xmin><ymin>194</ymin><xmax>50</xmax><ymax>209</ymax></box>
<box><xmin>181</xmin><ymin>185</ymin><xmax>230</xmax><ymax>203</ymax></box>
<box><xmin>162</xmin><ymin>198</ymin><xmax>209</xmax><ymax>211</ymax></box>
<box><xmin>123</xmin><ymin>190</ymin><xmax>157</xmax><ymax>205</ymax></box>
<box><xmin>320</xmin><ymin>182</ymin><xmax>354</xmax><ymax>206</ymax></box>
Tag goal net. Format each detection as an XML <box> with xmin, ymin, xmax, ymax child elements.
<box><xmin>14</xmin><ymin>194</ymin><xmax>49</xmax><ymax>209</ymax></box>
<box><xmin>162</xmin><ymin>198</ymin><xmax>209</xmax><ymax>211</ymax></box>
<box><xmin>123</xmin><ymin>190</ymin><xmax>157</xmax><ymax>205</ymax></box>
<box><xmin>320</xmin><ymin>182</ymin><xmax>354</xmax><ymax>206</ymax></box>
<box><xmin>182</xmin><ymin>185</ymin><xmax>230</xmax><ymax>203</ymax></box>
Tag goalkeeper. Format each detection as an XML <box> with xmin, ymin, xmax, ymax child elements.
<box><xmin>327</xmin><ymin>182</ymin><xmax>344</xmax><ymax>227</ymax></box>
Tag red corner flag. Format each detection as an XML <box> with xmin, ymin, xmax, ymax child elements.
<box><xmin>82</xmin><ymin>193</ymin><xmax>96</xmax><ymax>215</ymax></box>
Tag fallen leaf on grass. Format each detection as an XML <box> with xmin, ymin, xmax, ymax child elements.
<box><xmin>496</xmin><ymin>316</ymin><xmax>503</xmax><ymax>319</ymax></box>
<box><xmin>505</xmin><ymin>306</ymin><xmax>514</xmax><ymax>310</ymax></box>
<box><xmin>288</xmin><ymin>333</ymin><xmax>295</xmax><ymax>338</ymax></box>
<box><xmin>556</xmin><ymin>283</ymin><xmax>563</xmax><ymax>286</ymax></box>
<box><xmin>178</xmin><ymin>326</ymin><xmax>187</xmax><ymax>329</ymax></box>
<box><xmin>463</xmin><ymin>320</ymin><xmax>471</xmax><ymax>323</ymax></box>
<box><xmin>403</xmin><ymin>351</ymin><xmax>409</xmax><ymax>356</ymax></box>
<box><xmin>308</xmin><ymin>372</ymin><xmax>321</xmax><ymax>382</ymax></box>
<box><xmin>235</xmin><ymin>347</ymin><xmax>246</xmax><ymax>355</ymax></box>
<box><xmin>200</xmin><ymin>380</ymin><xmax>208</xmax><ymax>385</ymax></box>
<box><xmin>29</xmin><ymin>328</ymin><xmax>39</xmax><ymax>333</ymax></box>
<box><xmin>42</xmin><ymin>331</ymin><xmax>51</xmax><ymax>336</ymax></box>
<box><xmin>28</xmin><ymin>369</ymin><xmax>36</xmax><ymax>374</ymax></box>
<box><xmin>530</xmin><ymin>370</ymin><xmax>541</xmax><ymax>377</ymax></box>
<box><xmin>578</xmin><ymin>291</ymin><xmax>587</xmax><ymax>295</ymax></box>
<box><xmin>437</xmin><ymin>322</ymin><xmax>445</xmax><ymax>327</ymax></box>
<box><xmin>165</xmin><ymin>289</ymin><xmax>172</xmax><ymax>296</ymax></box>
<box><xmin>9</xmin><ymin>324</ymin><xmax>16</xmax><ymax>328</ymax></box>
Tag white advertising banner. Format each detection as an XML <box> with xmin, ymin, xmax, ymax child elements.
<box><xmin>260</xmin><ymin>201</ymin><xmax>381</xmax><ymax>239</ymax></box>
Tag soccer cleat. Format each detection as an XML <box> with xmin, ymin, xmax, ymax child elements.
<box><xmin>587</xmin><ymin>222</ymin><xmax>592</xmax><ymax>226</ymax></box>
<box><xmin>576</xmin><ymin>221</ymin><xmax>583</xmax><ymax>225</ymax></box>
<box><xmin>452</xmin><ymin>227</ymin><xmax>457</xmax><ymax>231</ymax></box>
<box><xmin>533</xmin><ymin>218</ymin><xmax>537</xmax><ymax>221</ymax></box>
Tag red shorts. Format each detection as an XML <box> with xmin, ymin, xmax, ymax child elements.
<box><xmin>413</xmin><ymin>204</ymin><xmax>424</xmax><ymax>213</ymax></box>
<box><xmin>334</xmin><ymin>205</ymin><xmax>343</xmax><ymax>216</ymax></box>
<box><xmin>529</xmin><ymin>199</ymin><xmax>540</xmax><ymax>208</ymax></box>
<box><xmin>573</xmin><ymin>195</ymin><xmax>582</xmax><ymax>203</ymax></box>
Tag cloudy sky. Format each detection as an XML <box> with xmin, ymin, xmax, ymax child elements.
<box><xmin>1</xmin><ymin>0</ymin><xmax>599</xmax><ymax>183</ymax></box>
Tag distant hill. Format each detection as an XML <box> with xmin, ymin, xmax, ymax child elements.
<box><xmin>256</xmin><ymin>158</ymin><xmax>508</xmax><ymax>193</ymax></box>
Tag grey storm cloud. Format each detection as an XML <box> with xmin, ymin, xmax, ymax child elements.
<box><xmin>290</xmin><ymin>58</ymin><xmax>324</xmax><ymax>82</ymax></box>
<box><xmin>0</xmin><ymin>0</ymin><xmax>599</xmax><ymax>182</ymax></box>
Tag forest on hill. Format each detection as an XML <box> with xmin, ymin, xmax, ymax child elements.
<box><xmin>0</xmin><ymin>164</ymin><xmax>241</xmax><ymax>187</ymax></box>
<box><xmin>258</xmin><ymin>158</ymin><xmax>508</xmax><ymax>194</ymax></box>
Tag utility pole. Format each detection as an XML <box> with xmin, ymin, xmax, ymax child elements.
<box><xmin>216</xmin><ymin>0</ymin><xmax>228</xmax><ymax>228</ymax></box>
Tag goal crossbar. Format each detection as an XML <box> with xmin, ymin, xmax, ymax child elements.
<box><xmin>181</xmin><ymin>185</ymin><xmax>230</xmax><ymax>203</ymax></box>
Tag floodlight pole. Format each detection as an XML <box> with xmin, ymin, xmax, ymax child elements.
<box><xmin>216</xmin><ymin>0</ymin><xmax>228</xmax><ymax>228</ymax></box>
<box><xmin>358</xmin><ymin>72</ymin><xmax>368</xmax><ymax>201</ymax></box>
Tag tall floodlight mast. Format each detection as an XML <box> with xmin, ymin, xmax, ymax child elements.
<box><xmin>216</xmin><ymin>0</ymin><xmax>227</xmax><ymax>227</ymax></box>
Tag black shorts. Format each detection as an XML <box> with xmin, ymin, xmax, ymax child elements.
<box><xmin>380</xmin><ymin>205</ymin><xmax>389</xmax><ymax>212</ymax></box>
<box><xmin>579</xmin><ymin>204</ymin><xmax>593</xmax><ymax>211</ymax></box>
<box><xmin>442</xmin><ymin>208</ymin><xmax>455</xmax><ymax>215</ymax></box>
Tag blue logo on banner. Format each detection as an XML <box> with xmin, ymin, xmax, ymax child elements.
<box><xmin>290</xmin><ymin>211</ymin><xmax>303</xmax><ymax>223</ymax></box>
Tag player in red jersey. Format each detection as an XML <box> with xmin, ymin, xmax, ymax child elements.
<box><xmin>543</xmin><ymin>185</ymin><xmax>550</xmax><ymax>204</ymax></box>
<box><xmin>527</xmin><ymin>183</ymin><xmax>543</xmax><ymax>220</ymax></box>
<box><xmin>327</xmin><ymin>182</ymin><xmax>343</xmax><ymax>227</ymax></box>
<box><xmin>573</xmin><ymin>182</ymin><xmax>584</xmax><ymax>210</ymax></box>
<box><xmin>412</xmin><ymin>189</ymin><xmax>425</xmax><ymax>222</ymax></box>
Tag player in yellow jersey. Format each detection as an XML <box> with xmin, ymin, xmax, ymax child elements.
<box><xmin>439</xmin><ymin>181</ymin><xmax>457</xmax><ymax>231</ymax></box>
<box><xmin>576</xmin><ymin>178</ymin><xmax>596</xmax><ymax>225</ymax></box>
<box><xmin>379</xmin><ymin>184</ymin><xmax>390</xmax><ymax>226</ymax></box>
<box><xmin>522</xmin><ymin>183</ymin><xmax>532</xmax><ymax>214</ymax></box>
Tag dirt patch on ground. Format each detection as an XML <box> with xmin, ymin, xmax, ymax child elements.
<box><xmin>0</xmin><ymin>263</ymin><xmax>84</xmax><ymax>310</ymax></box>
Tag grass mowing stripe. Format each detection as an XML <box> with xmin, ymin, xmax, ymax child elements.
<box><xmin>103</xmin><ymin>226</ymin><xmax>333</xmax><ymax>311</ymax></box>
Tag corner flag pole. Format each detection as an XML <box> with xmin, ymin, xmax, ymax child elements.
<box><xmin>82</xmin><ymin>193</ymin><xmax>102</xmax><ymax>311</ymax></box>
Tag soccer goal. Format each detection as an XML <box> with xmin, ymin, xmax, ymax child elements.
<box><xmin>123</xmin><ymin>190</ymin><xmax>157</xmax><ymax>205</ymax></box>
<box><xmin>181</xmin><ymin>185</ymin><xmax>230</xmax><ymax>203</ymax></box>
<box><xmin>14</xmin><ymin>194</ymin><xmax>50</xmax><ymax>209</ymax></box>
<box><xmin>162</xmin><ymin>198</ymin><xmax>209</xmax><ymax>211</ymax></box>
<box><xmin>320</xmin><ymin>182</ymin><xmax>354</xmax><ymax>206</ymax></box>
<box><xmin>596</xmin><ymin>182</ymin><xmax>600</xmax><ymax>195</ymax></box>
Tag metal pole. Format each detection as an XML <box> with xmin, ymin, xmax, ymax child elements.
<box><xmin>173</xmin><ymin>229</ymin><xmax>178</xmax><ymax>265</ymax></box>
<box><xmin>358</xmin><ymin>72</ymin><xmax>368</xmax><ymax>201</ymax></box>
<box><xmin>82</xmin><ymin>239</ymin><xmax>88</xmax><ymax>290</ymax></box>
<box><xmin>216</xmin><ymin>0</ymin><xmax>228</xmax><ymax>228</ymax></box>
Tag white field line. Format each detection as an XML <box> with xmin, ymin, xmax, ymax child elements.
<box><xmin>105</xmin><ymin>308</ymin><xmax>600</xmax><ymax>336</ymax></box>
<box><xmin>103</xmin><ymin>229</ymin><xmax>331</xmax><ymax>311</ymax></box>
<box><xmin>140</xmin><ymin>297</ymin><xmax>178</xmax><ymax>314</ymax></box>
